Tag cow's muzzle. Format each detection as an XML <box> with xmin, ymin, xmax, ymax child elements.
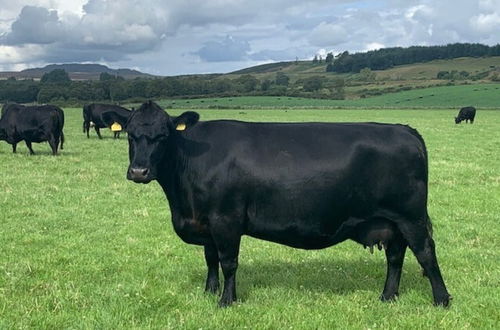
<box><xmin>128</xmin><ymin>167</ymin><xmax>152</xmax><ymax>183</ymax></box>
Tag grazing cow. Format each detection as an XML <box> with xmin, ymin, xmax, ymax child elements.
<box><xmin>0</xmin><ymin>103</ymin><xmax>64</xmax><ymax>155</ymax></box>
<box><xmin>455</xmin><ymin>106</ymin><xmax>476</xmax><ymax>124</ymax></box>
<box><xmin>82</xmin><ymin>103</ymin><xmax>132</xmax><ymax>139</ymax></box>
<box><xmin>116</xmin><ymin>101</ymin><xmax>450</xmax><ymax>307</ymax></box>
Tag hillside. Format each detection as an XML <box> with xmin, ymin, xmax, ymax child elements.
<box><xmin>0</xmin><ymin>63</ymin><xmax>154</xmax><ymax>80</ymax></box>
<box><xmin>228</xmin><ymin>56</ymin><xmax>500</xmax><ymax>80</ymax></box>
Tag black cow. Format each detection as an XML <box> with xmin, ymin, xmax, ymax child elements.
<box><xmin>83</xmin><ymin>103</ymin><xmax>132</xmax><ymax>139</ymax></box>
<box><xmin>455</xmin><ymin>106</ymin><xmax>476</xmax><ymax>124</ymax></box>
<box><xmin>0</xmin><ymin>103</ymin><xmax>64</xmax><ymax>155</ymax></box>
<box><xmin>115</xmin><ymin>101</ymin><xmax>450</xmax><ymax>307</ymax></box>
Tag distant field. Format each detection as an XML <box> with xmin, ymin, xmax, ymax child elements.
<box><xmin>157</xmin><ymin>83</ymin><xmax>500</xmax><ymax>109</ymax></box>
<box><xmin>0</xmin><ymin>107</ymin><xmax>499</xmax><ymax>328</ymax></box>
<box><xmin>374</xmin><ymin>56</ymin><xmax>500</xmax><ymax>80</ymax></box>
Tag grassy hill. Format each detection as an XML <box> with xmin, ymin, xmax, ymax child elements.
<box><xmin>222</xmin><ymin>56</ymin><xmax>500</xmax><ymax>101</ymax></box>
<box><xmin>228</xmin><ymin>56</ymin><xmax>500</xmax><ymax>80</ymax></box>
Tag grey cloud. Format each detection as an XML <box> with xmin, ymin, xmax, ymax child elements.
<box><xmin>1</xmin><ymin>6</ymin><xmax>64</xmax><ymax>45</ymax></box>
<box><xmin>196</xmin><ymin>36</ymin><xmax>251</xmax><ymax>62</ymax></box>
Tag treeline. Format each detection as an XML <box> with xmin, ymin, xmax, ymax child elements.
<box><xmin>329</xmin><ymin>43</ymin><xmax>500</xmax><ymax>73</ymax></box>
<box><xmin>0</xmin><ymin>70</ymin><xmax>345</xmax><ymax>104</ymax></box>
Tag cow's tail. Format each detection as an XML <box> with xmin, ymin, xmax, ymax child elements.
<box><xmin>60</xmin><ymin>129</ymin><xmax>65</xmax><ymax>150</ymax></box>
<box><xmin>405</xmin><ymin>125</ymin><xmax>432</xmax><ymax>237</ymax></box>
<box><xmin>59</xmin><ymin>110</ymin><xmax>65</xmax><ymax>150</ymax></box>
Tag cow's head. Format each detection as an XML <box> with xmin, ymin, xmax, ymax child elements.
<box><xmin>454</xmin><ymin>116</ymin><xmax>461</xmax><ymax>124</ymax></box>
<box><xmin>121</xmin><ymin>101</ymin><xmax>199</xmax><ymax>183</ymax></box>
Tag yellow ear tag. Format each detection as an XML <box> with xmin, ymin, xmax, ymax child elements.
<box><xmin>111</xmin><ymin>122</ymin><xmax>122</xmax><ymax>132</ymax></box>
<box><xmin>176</xmin><ymin>123</ymin><xmax>186</xmax><ymax>131</ymax></box>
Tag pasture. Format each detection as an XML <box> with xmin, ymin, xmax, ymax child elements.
<box><xmin>159</xmin><ymin>83</ymin><xmax>500</xmax><ymax>109</ymax></box>
<box><xmin>0</xmin><ymin>107</ymin><xmax>499</xmax><ymax>328</ymax></box>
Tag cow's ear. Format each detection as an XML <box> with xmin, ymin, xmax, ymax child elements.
<box><xmin>172</xmin><ymin>111</ymin><xmax>199</xmax><ymax>131</ymax></box>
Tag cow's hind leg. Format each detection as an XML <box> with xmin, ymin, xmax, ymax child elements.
<box><xmin>351</xmin><ymin>218</ymin><xmax>407</xmax><ymax>302</ymax></box>
<box><xmin>209</xmin><ymin>214</ymin><xmax>242</xmax><ymax>307</ymax></box>
<box><xmin>381</xmin><ymin>234</ymin><xmax>407</xmax><ymax>301</ymax></box>
<box><xmin>95</xmin><ymin>127</ymin><xmax>103</xmax><ymax>139</ymax></box>
<box><xmin>204</xmin><ymin>243</ymin><xmax>220</xmax><ymax>294</ymax></box>
<box><xmin>48</xmin><ymin>136</ymin><xmax>59</xmax><ymax>155</ymax></box>
<box><xmin>85</xmin><ymin>122</ymin><xmax>90</xmax><ymax>138</ymax></box>
<box><xmin>397</xmin><ymin>219</ymin><xmax>451</xmax><ymax>306</ymax></box>
<box><xmin>12</xmin><ymin>143</ymin><xmax>17</xmax><ymax>153</ymax></box>
<box><xmin>25</xmin><ymin>141</ymin><xmax>35</xmax><ymax>155</ymax></box>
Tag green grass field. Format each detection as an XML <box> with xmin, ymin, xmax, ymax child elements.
<box><xmin>1</xmin><ymin>107</ymin><xmax>499</xmax><ymax>328</ymax></box>
<box><xmin>158</xmin><ymin>83</ymin><xmax>500</xmax><ymax>109</ymax></box>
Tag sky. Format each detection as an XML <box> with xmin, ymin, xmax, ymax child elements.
<box><xmin>0</xmin><ymin>0</ymin><xmax>499</xmax><ymax>76</ymax></box>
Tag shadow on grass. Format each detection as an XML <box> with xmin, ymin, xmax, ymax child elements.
<box><xmin>188</xmin><ymin>257</ymin><xmax>429</xmax><ymax>302</ymax></box>
<box><xmin>11</xmin><ymin>150</ymin><xmax>81</xmax><ymax>156</ymax></box>
<box><xmin>85</xmin><ymin>134</ymin><xmax>127</xmax><ymax>140</ymax></box>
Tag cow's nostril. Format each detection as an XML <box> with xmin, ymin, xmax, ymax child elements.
<box><xmin>141</xmin><ymin>168</ymin><xmax>149</xmax><ymax>176</ymax></box>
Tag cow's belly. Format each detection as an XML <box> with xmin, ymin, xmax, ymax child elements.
<box><xmin>246</xmin><ymin>222</ymin><xmax>346</xmax><ymax>249</ymax></box>
<box><xmin>21</xmin><ymin>129</ymin><xmax>50</xmax><ymax>142</ymax></box>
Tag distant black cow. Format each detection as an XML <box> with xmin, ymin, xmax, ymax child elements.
<box><xmin>455</xmin><ymin>106</ymin><xmax>476</xmax><ymax>124</ymax></box>
<box><xmin>114</xmin><ymin>101</ymin><xmax>450</xmax><ymax>307</ymax></box>
<box><xmin>0</xmin><ymin>103</ymin><xmax>65</xmax><ymax>155</ymax></box>
<box><xmin>82</xmin><ymin>103</ymin><xmax>132</xmax><ymax>139</ymax></box>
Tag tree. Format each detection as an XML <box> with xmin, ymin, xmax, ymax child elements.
<box><xmin>275</xmin><ymin>72</ymin><xmax>290</xmax><ymax>86</ymax></box>
<box><xmin>302</xmin><ymin>76</ymin><xmax>323</xmax><ymax>92</ymax></box>
<box><xmin>325</xmin><ymin>52</ymin><xmax>334</xmax><ymax>64</ymax></box>
<box><xmin>358</xmin><ymin>68</ymin><xmax>376</xmax><ymax>81</ymax></box>
<box><xmin>332</xmin><ymin>78</ymin><xmax>345</xmax><ymax>99</ymax></box>
<box><xmin>260</xmin><ymin>79</ymin><xmax>272</xmax><ymax>92</ymax></box>
<box><xmin>99</xmin><ymin>72</ymin><xmax>124</xmax><ymax>81</ymax></box>
<box><xmin>235</xmin><ymin>74</ymin><xmax>258</xmax><ymax>92</ymax></box>
<box><xmin>40</xmin><ymin>69</ymin><xmax>70</xmax><ymax>84</ymax></box>
<box><xmin>312</xmin><ymin>55</ymin><xmax>318</xmax><ymax>64</ymax></box>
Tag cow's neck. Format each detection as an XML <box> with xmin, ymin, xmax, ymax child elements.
<box><xmin>157</xmin><ymin>135</ymin><xmax>198</xmax><ymax>219</ymax></box>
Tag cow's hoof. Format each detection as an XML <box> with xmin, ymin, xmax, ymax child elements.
<box><xmin>218</xmin><ymin>296</ymin><xmax>236</xmax><ymax>308</ymax></box>
<box><xmin>205</xmin><ymin>281</ymin><xmax>219</xmax><ymax>294</ymax></box>
<box><xmin>434</xmin><ymin>294</ymin><xmax>452</xmax><ymax>307</ymax></box>
<box><xmin>380</xmin><ymin>292</ymin><xmax>398</xmax><ymax>302</ymax></box>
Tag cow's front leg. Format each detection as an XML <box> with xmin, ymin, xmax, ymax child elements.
<box><xmin>12</xmin><ymin>143</ymin><xmax>17</xmax><ymax>153</ymax></box>
<box><xmin>204</xmin><ymin>243</ymin><xmax>220</xmax><ymax>294</ymax></box>
<box><xmin>210</xmin><ymin>215</ymin><xmax>242</xmax><ymax>307</ymax></box>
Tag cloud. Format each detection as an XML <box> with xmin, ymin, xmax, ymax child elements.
<box><xmin>470</xmin><ymin>12</ymin><xmax>500</xmax><ymax>33</ymax></box>
<box><xmin>1</xmin><ymin>6</ymin><xmax>64</xmax><ymax>45</ymax></box>
<box><xmin>0</xmin><ymin>0</ymin><xmax>499</xmax><ymax>75</ymax></box>
<box><xmin>307</xmin><ymin>22</ymin><xmax>348</xmax><ymax>47</ymax></box>
<box><xmin>196</xmin><ymin>36</ymin><xmax>250</xmax><ymax>62</ymax></box>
